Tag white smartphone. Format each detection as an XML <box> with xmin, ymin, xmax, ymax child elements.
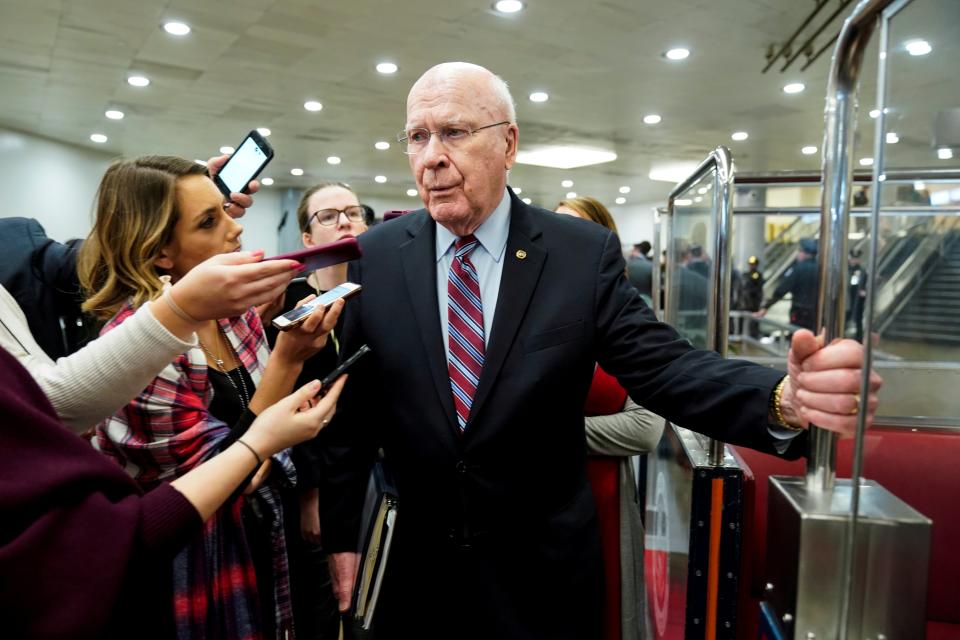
<box><xmin>271</xmin><ymin>282</ymin><xmax>361</xmax><ymax>331</ymax></box>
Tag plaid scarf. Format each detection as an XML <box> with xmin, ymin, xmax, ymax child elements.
<box><xmin>95</xmin><ymin>303</ymin><xmax>296</xmax><ymax>639</ymax></box>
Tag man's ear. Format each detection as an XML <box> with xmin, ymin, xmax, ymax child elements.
<box><xmin>504</xmin><ymin>123</ymin><xmax>519</xmax><ymax>170</ymax></box>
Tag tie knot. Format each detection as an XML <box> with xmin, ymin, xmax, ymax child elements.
<box><xmin>454</xmin><ymin>235</ymin><xmax>479</xmax><ymax>258</ymax></box>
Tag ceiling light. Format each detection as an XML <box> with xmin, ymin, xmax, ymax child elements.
<box><xmin>664</xmin><ymin>48</ymin><xmax>690</xmax><ymax>61</ymax></box>
<box><xmin>375</xmin><ymin>175</ymin><xmax>388</xmax><ymax>183</ymax></box>
<box><xmin>697</xmin><ymin>187</ymin><xmax>707</xmax><ymax>194</ymax></box>
<box><xmin>783</xmin><ymin>82</ymin><xmax>805</xmax><ymax>94</ymax></box>
<box><xmin>494</xmin><ymin>0</ymin><xmax>524</xmax><ymax>13</ymax></box>
<box><xmin>913</xmin><ymin>181</ymin><xmax>926</xmax><ymax>191</ymax></box>
<box><xmin>513</xmin><ymin>187</ymin><xmax>522</xmax><ymax>194</ymax></box>
<box><xmin>406</xmin><ymin>188</ymin><xmax>418</xmax><ymax>197</ymax></box>
<box><xmin>89</xmin><ymin>133</ymin><xmax>107</xmax><ymax>143</ymax></box>
<box><xmin>802</xmin><ymin>145</ymin><xmax>818</xmax><ymax>155</ymax></box>
<box><xmin>859</xmin><ymin>157</ymin><xmax>874</xmax><ymax>166</ymax></box>
<box><xmin>127</xmin><ymin>75</ymin><xmax>150</xmax><ymax>87</ymax></box>
<box><xmin>886</xmin><ymin>132</ymin><xmax>900</xmax><ymax>144</ymax></box>
<box><xmin>290</xmin><ymin>168</ymin><xmax>304</xmax><ymax>176</ymax></box>
<box><xmin>104</xmin><ymin>109</ymin><xmax>124</xmax><ymax>120</ymax></box>
<box><xmin>694</xmin><ymin>196</ymin><xmax>703</xmax><ymax>203</ymax></box>
<box><xmin>220</xmin><ymin>146</ymin><xmax>235</xmax><ymax>154</ymax></box>
<box><xmin>731</xmin><ymin>131</ymin><xmax>749</xmax><ymax>141</ymax></box>
<box><xmin>615</xmin><ymin>197</ymin><xmax>626</xmax><ymax>205</ymax></box>
<box><xmin>529</xmin><ymin>91</ymin><xmax>549</xmax><ymax>103</ymax></box>
<box><xmin>869</xmin><ymin>109</ymin><xmax>881</xmax><ymax>118</ymax></box>
<box><xmin>327</xmin><ymin>156</ymin><xmax>341</xmax><ymax>165</ymax></box>
<box><xmin>938</xmin><ymin>148</ymin><xmax>954</xmax><ymax>160</ymax></box>
<box><xmin>194</xmin><ymin>159</ymin><xmax>207</xmax><ymax>166</ymax></box>
<box><xmin>619</xmin><ymin>186</ymin><xmax>631</xmax><ymax>194</ymax></box>
<box><xmin>643</xmin><ymin>114</ymin><xmax>662</xmax><ymax>125</ymax></box>
<box><xmin>257</xmin><ymin>127</ymin><xmax>271</xmax><ymax>137</ymax></box>
<box><xmin>516</xmin><ymin>145</ymin><xmax>617</xmax><ymax>169</ymax></box>
<box><xmin>905</xmin><ymin>39</ymin><xmax>932</xmax><ymax>56</ymax></box>
<box><xmin>375</xmin><ymin>141</ymin><xmax>390</xmax><ymax>150</ymax></box>
<box><xmin>163</xmin><ymin>21</ymin><xmax>191</xmax><ymax>36</ymax></box>
<box><xmin>649</xmin><ymin>161</ymin><xmax>699</xmax><ymax>183</ymax></box>
<box><xmin>304</xmin><ymin>100</ymin><xmax>323</xmax><ymax>112</ymax></box>
<box><xmin>561</xmin><ymin>179</ymin><xmax>574</xmax><ymax>188</ymax></box>
<box><xmin>261</xmin><ymin>177</ymin><xmax>274</xmax><ymax>186</ymax></box>
<box><xmin>566</xmin><ymin>191</ymin><xmax>577</xmax><ymax>198</ymax></box>
<box><xmin>376</xmin><ymin>62</ymin><xmax>398</xmax><ymax>74</ymax></box>
<box><xmin>521</xmin><ymin>197</ymin><xmax>532</xmax><ymax>205</ymax></box>
<box><xmin>675</xmin><ymin>198</ymin><xmax>693</xmax><ymax>206</ymax></box>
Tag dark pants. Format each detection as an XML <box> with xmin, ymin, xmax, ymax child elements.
<box><xmin>791</xmin><ymin>306</ymin><xmax>816</xmax><ymax>332</ymax></box>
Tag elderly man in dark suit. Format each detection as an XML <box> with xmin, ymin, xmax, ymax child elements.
<box><xmin>318</xmin><ymin>62</ymin><xmax>880</xmax><ymax>639</ymax></box>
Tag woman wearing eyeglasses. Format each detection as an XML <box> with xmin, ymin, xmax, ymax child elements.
<box><xmin>263</xmin><ymin>181</ymin><xmax>368</xmax><ymax>640</ymax></box>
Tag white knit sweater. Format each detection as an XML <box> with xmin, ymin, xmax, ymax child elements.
<box><xmin>0</xmin><ymin>284</ymin><xmax>197</xmax><ymax>433</ymax></box>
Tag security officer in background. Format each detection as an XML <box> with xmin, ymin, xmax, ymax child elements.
<box><xmin>847</xmin><ymin>248</ymin><xmax>868</xmax><ymax>341</ymax></box>
<box><xmin>755</xmin><ymin>238</ymin><xmax>819</xmax><ymax>331</ymax></box>
<box><xmin>739</xmin><ymin>255</ymin><xmax>764</xmax><ymax>338</ymax></box>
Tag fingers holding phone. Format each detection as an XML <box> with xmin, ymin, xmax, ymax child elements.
<box><xmin>272</xmin><ymin>297</ymin><xmax>345</xmax><ymax>364</ymax></box>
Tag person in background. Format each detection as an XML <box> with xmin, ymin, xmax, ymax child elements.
<box><xmin>627</xmin><ymin>241</ymin><xmax>654</xmax><ymax>301</ymax></box>
<box><xmin>847</xmin><ymin>248</ymin><xmax>868</xmax><ymax>342</ymax></box>
<box><xmin>0</xmin><ymin>343</ymin><xmax>345</xmax><ymax>639</ymax></box>
<box><xmin>78</xmin><ymin>155</ymin><xmax>343</xmax><ymax>640</ymax></box>
<box><xmin>556</xmin><ymin>196</ymin><xmax>663</xmax><ymax>640</ymax></box>
<box><xmin>756</xmin><ymin>238</ymin><xmax>819</xmax><ymax>331</ymax></box>
<box><xmin>264</xmin><ymin>181</ymin><xmax>369</xmax><ymax>639</ymax></box>
<box><xmin>739</xmin><ymin>255</ymin><xmax>765</xmax><ymax>339</ymax></box>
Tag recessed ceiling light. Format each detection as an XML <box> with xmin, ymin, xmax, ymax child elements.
<box><xmin>163</xmin><ymin>21</ymin><xmax>191</xmax><ymax>36</ymax></box>
<box><xmin>697</xmin><ymin>187</ymin><xmax>707</xmax><ymax>194</ymax></box>
<box><xmin>375</xmin><ymin>175</ymin><xmax>388</xmax><ymax>183</ymax></box>
<box><xmin>664</xmin><ymin>48</ymin><xmax>690</xmax><ymax>61</ymax></box>
<box><xmin>375</xmin><ymin>141</ymin><xmax>390</xmax><ymax>150</ymax></box>
<box><xmin>859</xmin><ymin>157</ymin><xmax>874</xmax><ymax>166</ymax></box>
<box><xmin>513</xmin><ymin>187</ymin><xmax>522</xmax><ymax>194</ymax></box>
<box><xmin>802</xmin><ymin>145</ymin><xmax>818</xmax><ymax>155</ymax></box>
<box><xmin>938</xmin><ymin>148</ymin><xmax>954</xmax><ymax>160</ymax></box>
<box><xmin>376</xmin><ymin>62</ymin><xmax>398</xmax><ymax>74</ymax></box>
<box><xmin>694</xmin><ymin>196</ymin><xmax>703</xmax><ymax>203</ymax></box>
<box><xmin>521</xmin><ymin>197</ymin><xmax>532</xmax><ymax>205</ymax></box>
<box><xmin>619</xmin><ymin>186</ymin><xmax>631</xmax><ymax>194</ymax></box>
<box><xmin>406</xmin><ymin>188</ymin><xmax>418</xmax><ymax>197</ymax></box>
<box><xmin>886</xmin><ymin>132</ymin><xmax>900</xmax><ymax>144</ymax></box>
<box><xmin>494</xmin><ymin>0</ymin><xmax>524</xmax><ymax>13</ymax></box>
<box><xmin>649</xmin><ymin>162</ymin><xmax>699</xmax><ymax>183</ymax></box>
<box><xmin>565</xmin><ymin>191</ymin><xmax>577</xmax><ymax>199</ymax></box>
<box><xmin>731</xmin><ymin>131</ymin><xmax>749</xmax><ymax>141</ymax></box>
<box><xmin>104</xmin><ymin>109</ymin><xmax>124</xmax><ymax>120</ymax></box>
<box><xmin>529</xmin><ymin>91</ymin><xmax>549</xmax><ymax>103</ymax></box>
<box><xmin>913</xmin><ymin>181</ymin><xmax>926</xmax><ymax>191</ymax></box>
<box><xmin>615</xmin><ymin>197</ymin><xmax>626</xmax><ymax>205</ymax></box>
<box><xmin>290</xmin><ymin>168</ymin><xmax>304</xmax><ymax>176</ymax></box>
<box><xmin>194</xmin><ymin>159</ymin><xmax>208</xmax><ymax>166</ymax></box>
<box><xmin>905</xmin><ymin>39</ymin><xmax>932</xmax><ymax>56</ymax></box>
<box><xmin>675</xmin><ymin>198</ymin><xmax>693</xmax><ymax>206</ymax></box>
<box><xmin>304</xmin><ymin>100</ymin><xmax>323</xmax><ymax>112</ymax></box>
<box><xmin>257</xmin><ymin>127</ymin><xmax>271</xmax><ymax>137</ymax></box>
<box><xmin>516</xmin><ymin>145</ymin><xmax>617</xmax><ymax>169</ymax></box>
<box><xmin>127</xmin><ymin>75</ymin><xmax>150</xmax><ymax>87</ymax></box>
<box><xmin>89</xmin><ymin>133</ymin><xmax>107</xmax><ymax>143</ymax></box>
<box><xmin>261</xmin><ymin>177</ymin><xmax>274</xmax><ymax>186</ymax></box>
<box><xmin>220</xmin><ymin>146</ymin><xmax>235</xmax><ymax>154</ymax></box>
<box><xmin>643</xmin><ymin>114</ymin><xmax>662</xmax><ymax>125</ymax></box>
<box><xmin>869</xmin><ymin>109</ymin><xmax>881</xmax><ymax>118</ymax></box>
<box><xmin>783</xmin><ymin>82</ymin><xmax>805</xmax><ymax>94</ymax></box>
<box><xmin>561</xmin><ymin>179</ymin><xmax>574</xmax><ymax>188</ymax></box>
<box><xmin>327</xmin><ymin>156</ymin><xmax>341</xmax><ymax>165</ymax></box>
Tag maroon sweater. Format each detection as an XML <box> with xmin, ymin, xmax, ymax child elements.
<box><xmin>0</xmin><ymin>348</ymin><xmax>202</xmax><ymax>639</ymax></box>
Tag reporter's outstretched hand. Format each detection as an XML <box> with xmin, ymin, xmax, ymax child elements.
<box><xmin>207</xmin><ymin>153</ymin><xmax>260</xmax><ymax>218</ymax></box>
<box><xmin>171</xmin><ymin>251</ymin><xmax>302</xmax><ymax>321</ymax></box>
<box><xmin>780</xmin><ymin>329</ymin><xmax>882</xmax><ymax>437</ymax></box>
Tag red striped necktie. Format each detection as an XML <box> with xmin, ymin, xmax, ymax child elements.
<box><xmin>447</xmin><ymin>235</ymin><xmax>485</xmax><ymax>431</ymax></box>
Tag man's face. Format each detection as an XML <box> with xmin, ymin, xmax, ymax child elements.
<box><xmin>405</xmin><ymin>73</ymin><xmax>518</xmax><ymax>236</ymax></box>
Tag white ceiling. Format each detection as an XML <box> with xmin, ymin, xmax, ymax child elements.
<box><xmin>0</xmin><ymin>0</ymin><xmax>956</xmax><ymax>209</ymax></box>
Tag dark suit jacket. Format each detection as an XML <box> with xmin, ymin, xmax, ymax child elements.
<box><xmin>319</xmin><ymin>193</ymin><xmax>797</xmax><ymax>639</ymax></box>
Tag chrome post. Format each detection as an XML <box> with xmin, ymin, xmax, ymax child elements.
<box><xmin>652</xmin><ymin>207</ymin><xmax>664</xmax><ymax>320</ymax></box>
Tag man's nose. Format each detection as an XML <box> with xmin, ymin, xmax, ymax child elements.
<box><xmin>420</xmin><ymin>133</ymin><xmax>450</xmax><ymax>169</ymax></box>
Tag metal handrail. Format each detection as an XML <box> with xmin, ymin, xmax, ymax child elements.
<box><xmin>666</xmin><ymin>146</ymin><xmax>735</xmax><ymax>466</ymax></box>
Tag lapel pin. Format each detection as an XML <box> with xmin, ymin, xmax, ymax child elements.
<box><xmin>516</xmin><ymin>249</ymin><xmax>527</xmax><ymax>260</ymax></box>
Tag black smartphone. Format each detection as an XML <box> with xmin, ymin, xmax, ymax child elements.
<box><xmin>318</xmin><ymin>344</ymin><xmax>371</xmax><ymax>395</ymax></box>
<box><xmin>271</xmin><ymin>282</ymin><xmax>361</xmax><ymax>331</ymax></box>
<box><xmin>212</xmin><ymin>130</ymin><xmax>274</xmax><ymax>198</ymax></box>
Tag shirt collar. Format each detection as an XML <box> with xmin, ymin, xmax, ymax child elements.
<box><xmin>435</xmin><ymin>188</ymin><xmax>511</xmax><ymax>263</ymax></box>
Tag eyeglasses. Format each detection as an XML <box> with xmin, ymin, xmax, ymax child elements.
<box><xmin>309</xmin><ymin>205</ymin><xmax>366</xmax><ymax>227</ymax></box>
<box><xmin>397</xmin><ymin>121</ymin><xmax>511</xmax><ymax>155</ymax></box>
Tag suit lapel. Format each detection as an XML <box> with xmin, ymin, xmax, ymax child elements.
<box><xmin>399</xmin><ymin>214</ymin><xmax>459</xmax><ymax>432</ymax></box>
<box><xmin>468</xmin><ymin>198</ymin><xmax>546</xmax><ymax>428</ymax></box>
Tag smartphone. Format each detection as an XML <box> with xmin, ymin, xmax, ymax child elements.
<box><xmin>318</xmin><ymin>344</ymin><xmax>371</xmax><ymax>395</ymax></box>
<box><xmin>272</xmin><ymin>282</ymin><xmax>361</xmax><ymax>331</ymax></box>
<box><xmin>212</xmin><ymin>130</ymin><xmax>274</xmax><ymax>198</ymax></box>
<box><xmin>382</xmin><ymin>210</ymin><xmax>411</xmax><ymax>222</ymax></box>
<box><xmin>267</xmin><ymin>237</ymin><xmax>362</xmax><ymax>271</ymax></box>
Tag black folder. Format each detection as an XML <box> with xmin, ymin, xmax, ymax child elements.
<box><xmin>351</xmin><ymin>460</ymin><xmax>398</xmax><ymax>631</ymax></box>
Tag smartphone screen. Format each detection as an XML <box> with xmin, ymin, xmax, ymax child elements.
<box><xmin>218</xmin><ymin>134</ymin><xmax>272</xmax><ymax>194</ymax></box>
<box><xmin>272</xmin><ymin>282</ymin><xmax>360</xmax><ymax>329</ymax></box>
